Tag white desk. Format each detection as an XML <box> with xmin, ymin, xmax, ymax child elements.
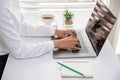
<box><xmin>1</xmin><ymin>37</ymin><xmax>120</xmax><ymax>80</ymax></box>
<box><xmin>2</xmin><ymin>9</ymin><xmax>120</xmax><ymax>80</ymax></box>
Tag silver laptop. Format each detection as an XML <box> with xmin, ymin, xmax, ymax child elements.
<box><xmin>53</xmin><ymin>0</ymin><xmax>117</xmax><ymax>58</ymax></box>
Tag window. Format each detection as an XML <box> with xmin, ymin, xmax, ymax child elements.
<box><xmin>19</xmin><ymin>0</ymin><xmax>97</xmax><ymax>10</ymax></box>
<box><xmin>19</xmin><ymin>0</ymin><xmax>95</xmax><ymax>3</ymax></box>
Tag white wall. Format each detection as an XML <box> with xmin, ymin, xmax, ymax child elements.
<box><xmin>115</xmin><ymin>11</ymin><xmax>120</xmax><ymax>54</ymax></box>
<box><xmin>108</xmin><ymin>0</ymin><xmax>120</xmax><ymax>50</ymax></box>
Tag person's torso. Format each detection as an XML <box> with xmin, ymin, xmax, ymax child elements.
<box><xmin>0</xmin><ymin>0</ymin><xmax>23</xmax><ymax>55</ymax></box>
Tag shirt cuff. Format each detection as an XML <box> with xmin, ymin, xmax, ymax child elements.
<box><xmin>50</xmin><ymin>27</ymin><xmax>56</xmax><ymax>36</ymax></box>
<box><xmin>48</xmin><ymin>41</ymin><xmax>55</xmax><ymax>50</ymax></box>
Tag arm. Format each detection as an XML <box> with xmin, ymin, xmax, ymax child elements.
<box><xmin>0</xmin><ymin>8</ymin><xmax>54</xmax><ymax>59</ymax></box>
<box><xmin>21</xmin><ymin>15</ymin><xmax>55</xmax><ymax>37</ymax></box>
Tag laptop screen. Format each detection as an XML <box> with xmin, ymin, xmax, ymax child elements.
<box><xmin>85</xmin><ymin>0</ymin><xmax>117</xmax><ymax>55</ymax></box>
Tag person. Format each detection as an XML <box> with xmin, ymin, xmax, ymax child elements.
<box><xmin>0</xmin><ymin>0</ymin><xmax>80</xmax><ymax>79</ymax></box>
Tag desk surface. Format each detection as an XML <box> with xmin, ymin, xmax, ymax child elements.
<box><xmin>2</xmin><ymin>10</ymin><xmax>120</xmax><ymax>80</ymax></box>
<box><xmin>2</xmin><ymin>37</ymin><xmax>120</xmax><ymax>80</ymax></box>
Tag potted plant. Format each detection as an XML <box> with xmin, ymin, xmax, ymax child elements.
<box><xmin>64</xmin><ymin>9</ymin><xmax>74</xmax><ymax>25</ymax></box>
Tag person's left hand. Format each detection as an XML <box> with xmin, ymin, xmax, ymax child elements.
<box><xmin>55</xmin><ymin>29</ymin><xmax>77</xmax><ymax>38</ymax></box>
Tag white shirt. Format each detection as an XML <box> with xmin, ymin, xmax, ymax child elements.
<box><xmin>0</xmin><ymin>0</ymin><xmax>55</xmax><ymax>58</ymax></box>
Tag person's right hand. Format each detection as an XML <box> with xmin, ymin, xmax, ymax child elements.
<box><xmin>53</xmin><ymin>37</ymin><xmax>81</xmax><ymax>50</ymax></box>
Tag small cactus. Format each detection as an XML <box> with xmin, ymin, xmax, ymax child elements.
<box><xmin>64</xmin><ymin>9</ymin><xmax>74</xmax><ymax>20</ymax></box>
<box><xmin>64</xmin><ymin>9</ymin><xmax>74</xmax><ymax>25</ymax></box>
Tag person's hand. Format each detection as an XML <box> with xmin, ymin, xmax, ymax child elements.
<box><xmin>53</xmin><ymin>37</ymin><xmax>81</xmax><ymax>50</ymax></box>
<box><xmin>55</xmin><ymin>29</ymin><xmax>77</xmax><ymax>38</ymax></box>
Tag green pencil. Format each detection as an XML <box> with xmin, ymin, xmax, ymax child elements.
<box><xmin>57</xmin><ymin>62</ymin><xmax>86</xmax><ymax>77</ymax></box>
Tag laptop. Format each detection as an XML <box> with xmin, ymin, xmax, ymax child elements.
<box><xmin>53</xmin><ymin>0</ymin><xmax>117</xmax><ymax>58</ymax></box>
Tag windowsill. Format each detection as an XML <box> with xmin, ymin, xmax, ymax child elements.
<box><xmin>20</xmin><ymin>2</ymin><xmax>96</xmax><ymax>11</ymax></box>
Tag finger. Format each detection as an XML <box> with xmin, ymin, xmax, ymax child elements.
<box><xmin>73</xmin><ymin>43</ymin><xmax>81</xmax><ymax>48</ymax></box>
<box><xmin>66</xmin><ymin>35</ymin><xmax>74</xmax><ymax>38</ymax></box>
<box><xmin>71</xmin><ymin>39</ymin><xmax>80</xmax><ymax>42</ymax></box>
<box><xmin>72</xmin><ymin>31</ymin><xmax>77</xmax><ymax>36</ymax></box>
<box><xmin>71</xmin><ymin>42</ymin><xmax>79</xmax><ymax>46</ymax></box>
<box><xmin>72</xmin><ymin>46</ymin><xmax>81</xmax><ymax>50</ymax></box>
<box><xmin>70</xmin><ymin>30</ymin><xmax>77</xmax><ymax>38</ymax></box>
<box><xmin>65</xmin><ymin>37</ymin><xmax>74</xmax><ymax>39</ymax></box>
<box><xmin>65</xmin><ymin>30</ymin><xmax>75</xmax><ymax>38</ymax></box>
<box><xmin>67</xmin><ymin>33</ymin><xmax>75</xmax><ymax>38</ymax></box>
<box><xmin>71</xmin><ymin>40</ymin><xmax>81</xmax><ymax>47</ymax></box>
<box><xmin>61</xmin><ymin>34</ymin><xmax>67</xmax><ymax>38</ymax></box>
<box><xmin>78</xmin><ymin>40</ymin><xmax>81</xmax><ymax>47</ymax></box>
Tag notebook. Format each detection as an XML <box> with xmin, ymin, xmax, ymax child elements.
<box><xmin>59</xmin><ymin>61</ymin><xmax>93</xmax><ymax>78</ymax></box>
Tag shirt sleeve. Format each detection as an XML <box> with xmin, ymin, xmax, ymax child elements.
<box><xmin>0</xmin><ymin>8</ymin><xmax>55</xmax><ymax>59</ymax></box>
<box><xmin>21</xmin><ymin>14</ymin><xmax>56</xmax><ymax>37</ymax></box>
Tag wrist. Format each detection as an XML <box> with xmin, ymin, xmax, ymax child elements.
<box><xmin>53</xmin><ymin>40</ymin><xmax>59</xmax><ymax>48</ymax></box>
<box><xmin>55</xmin><ymin>29</ymin><xmax>59</xmax><ymax>35</ymax></box>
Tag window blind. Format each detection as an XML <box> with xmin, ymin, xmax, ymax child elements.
<box><xmin>19</xmin><ymin>0</ymin><xmax>95</xmax><ymax>3</ymax></box>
